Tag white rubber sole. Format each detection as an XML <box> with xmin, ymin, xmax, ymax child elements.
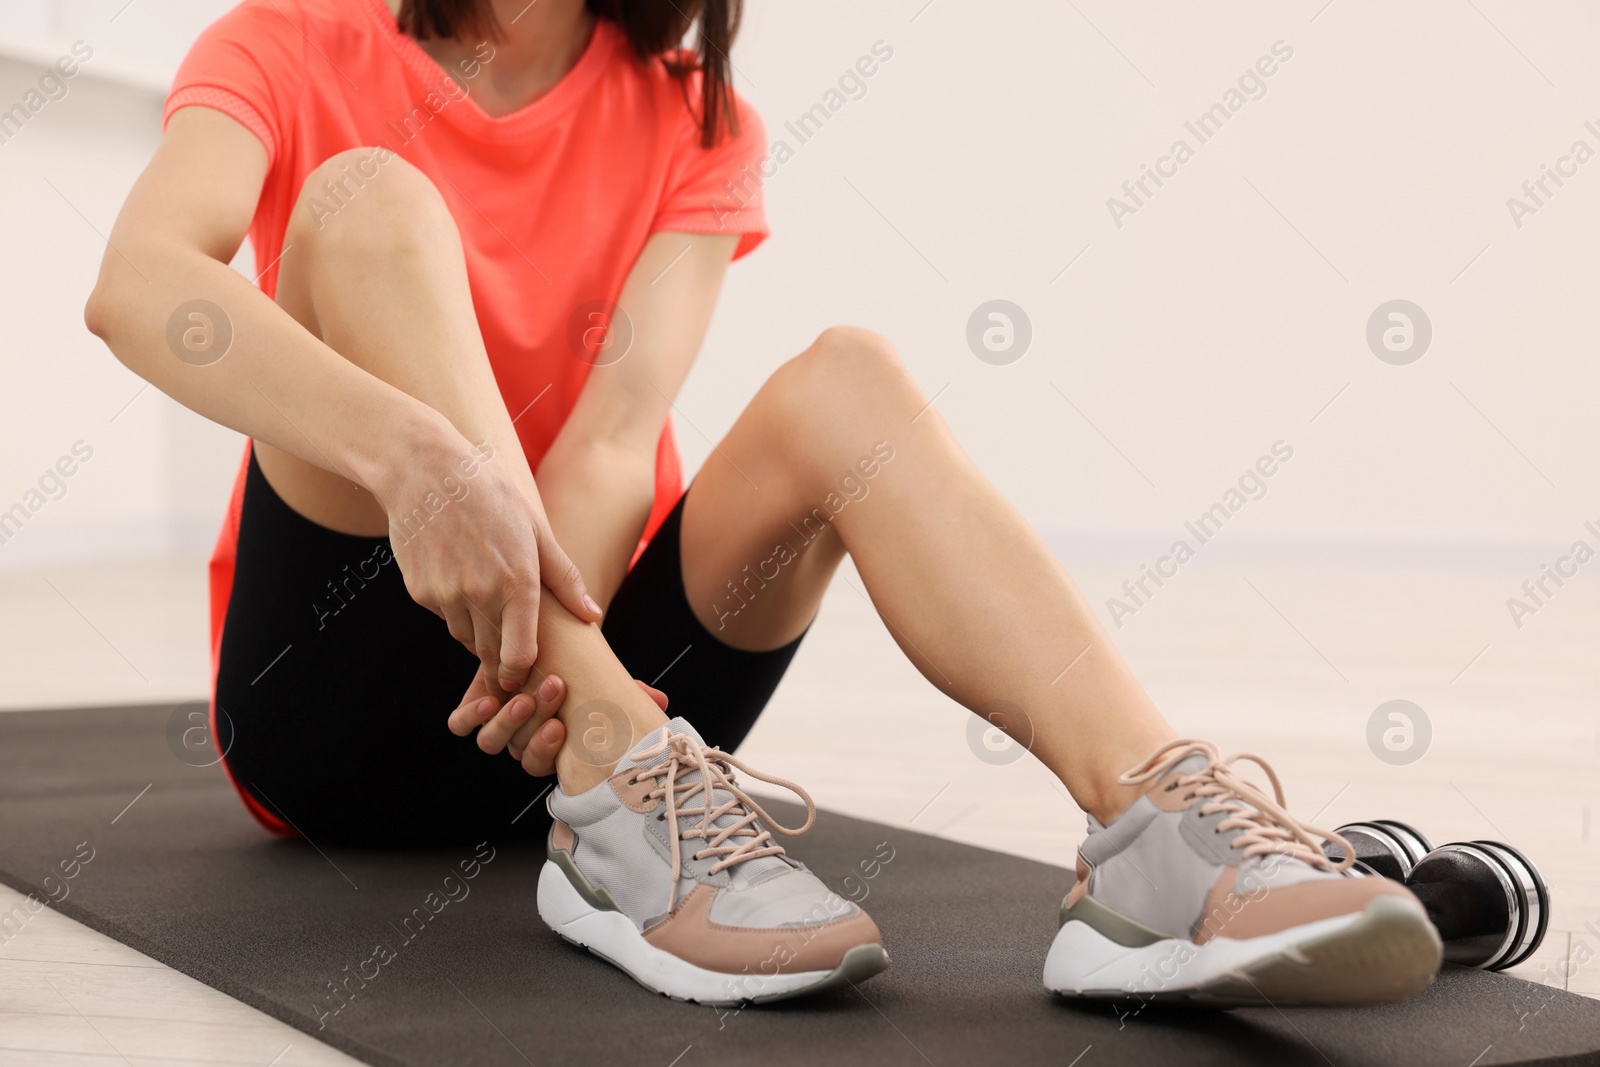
<box><xmin>536</xmin><ymin>861</ymin><xmax>887</xmax><ymax>1006</ymax></box>
<box><xmin>1044</xmin><ymin>895</ymin><xmax>1441</xmax><ymax>1006</ymax></box>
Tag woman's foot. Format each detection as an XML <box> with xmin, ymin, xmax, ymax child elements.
<box><xmin>539</xmin><ymin>717</ymin><xmax>888</xmax><ymax>1005</ymax></box>
<box><xmin>1044</xmin><ymin>740</ymin><xmax>1442</xmax><ymax>1006</ymax></box>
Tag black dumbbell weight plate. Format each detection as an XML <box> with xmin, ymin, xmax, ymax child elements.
<box><xmin>1470</xmin><ymin>840</ymin><xmax>1548</xmax><ymax>971</ymax></box>
<box><xmin>1371</xmin><ymin>819</ymin><xmax>1433</xmax><ymax>867</ymax></box>
<box><xmin>1407</xmin><ymin>841</ymin><xmax>1547</xmax><ymax>970</ymax></box>
<box><xmin>1325</xmin><ymin>821</ymin><xmax>1427</xmax><ymax>882</ymax></box>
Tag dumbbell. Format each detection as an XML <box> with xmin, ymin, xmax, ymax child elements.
<box><xmin>1322</xmin><ymin>821</ymin><xmax>1549</xmax><ymax>972</ymax></box>
<box><xmin>1329</xmin><ymin>819</ymin><xmax>1434</xmax><ymax>881</ymax></box>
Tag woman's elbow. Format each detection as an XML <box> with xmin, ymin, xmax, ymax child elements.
<box><xmin>83</xmin><ymin>282</ymin><xmax>114</xmax><ymax>343</ymax></box>
<box><xmin>84</xmin><ymin>269</ymin><xmax>139</xmax><ymax>358</ymax></box>
<box><xmin>85</xmin><ymin>236</ymin><xmax>158</xmax><ymax>346</ymax></box>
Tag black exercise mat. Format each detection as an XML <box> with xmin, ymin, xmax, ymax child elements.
<box><xmin>1</xmin><ymin>704</ymin><xmax>1596</xmax><ymax>1067</ymax></box>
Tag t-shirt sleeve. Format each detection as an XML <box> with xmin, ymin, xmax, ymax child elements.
<box><xmin>650</xmin><ymin>86</ymin><xmax>769</xmax><ymax>260</ymax></box>
<box><xmin>163</xmin><ymin>0</ymin><xmax>307</xmax><ymax>170</ymax></box>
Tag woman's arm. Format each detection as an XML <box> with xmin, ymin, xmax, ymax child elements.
<box><xmin>448</xmin><ymin>229</ymin><xmax>737</xmax><ymax>767</ymax></box>
<box><xmin>84</xmin><ymin>109</ymin><xmax>445</xmax><ymax>498</ymax></box>
<box><xmin>85</xmin><ymin>107</ymin><xmax>600</xmax><ymax>689</ymax></box>
<box><xmin>534</xmin><ymin>231</ymin><xmax>740</xmax><ymax>606</ymax></box>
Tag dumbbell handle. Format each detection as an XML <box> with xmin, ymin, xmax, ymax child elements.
<box><xmin>1404</xmin><ymin>878</ymin><xmax>1500</xmax><ymax>943</ymax></box>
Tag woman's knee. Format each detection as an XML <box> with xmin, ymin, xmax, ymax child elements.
<box><xmin>286</xmin><ymin>147</ymin><xmax>457</xmax><ymax>257</ymax></box>
<box><xmin>766</xmin><ymin>326</ymin><xmax>917</xmax><ymax>427</ymax></box>
<box><xmin>805</xmin><ymin>325</ymin><xmax>903</xmax><ymax>377</ymax></box>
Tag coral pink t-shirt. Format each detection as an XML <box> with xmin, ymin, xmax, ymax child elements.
<box><xmin>166</xmin><ymin>0</ymin><xmax>768</xmax><ymax>697</ymax></box>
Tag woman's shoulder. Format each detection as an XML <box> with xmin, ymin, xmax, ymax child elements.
<box><xmin>199</xmin><ymin>0</ymin><xmax>378</xmax><ymax>49</ymax></box>
<box><xmin>598</xmin><ymin>33</ymin><xmax>765</xmax><ymax>157</ymax></box>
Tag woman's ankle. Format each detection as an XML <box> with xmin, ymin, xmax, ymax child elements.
<box><xmin>1053</xmin><ymin>728</ymin><xmax>1177</xmax><ymax>825</ymax></box>
<box><xmin>554</xmin><ymin>692</ymin><xmax>669</xmax><ymax>793</ymax></box>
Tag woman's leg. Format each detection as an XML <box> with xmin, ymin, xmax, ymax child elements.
<box><xmin>664</xmin><ymin>328</ymin><xmax>1441</xmax><ymax>1007</ymax></box>
<box><xmin>260</xmin><ymin>148</ymin><xmax>665</xmax><ymax>791</ymax></box>
<box><xmin>216</xmin><ymin>445</ymin><xmax>548</xmax><ymax>846</ymax></box>
<box><xmin>678</xmin><ymin>326</ymin><xmax>1176</xmax><ymax>822</ymax></box>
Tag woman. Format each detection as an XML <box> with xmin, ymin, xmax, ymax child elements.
<box><xmin>86</xmin><ymin>0</ymin><xmax>1440</xmax><ymax>1008</ymax></box>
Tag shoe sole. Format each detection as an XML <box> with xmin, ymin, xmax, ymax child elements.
<box><xmin>1044</xmin><ymin>894</ymin><xmax>1442</xmax><ymax>1007</ymax></box>
<box><xmin>536</xmin><ymin>860</ymin><xmax>889</xmax><ymax>1007</ymax></box>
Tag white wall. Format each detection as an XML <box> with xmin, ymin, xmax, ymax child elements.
<box><xmin>0</xmin><ymin>0</ymin><xmax>241</xmax><ymax>569</ymax></box>
<box><xmin>1</xmin><ymin>0</ymin><xmax>1596</xmax><ymax>574</ymax></box>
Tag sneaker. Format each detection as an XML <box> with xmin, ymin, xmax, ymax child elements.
<box><xmin>537</xmin><ymin>716</ymin><xmax>889</xmax><ymax>1004</ymax></box>
<box><xmin>1043</xmin><ymin>740</ymin><xmax>1442</xmax><ymax>1006</ymax></box>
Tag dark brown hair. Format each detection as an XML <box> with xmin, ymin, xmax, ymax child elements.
<box><xmin>396</xmin><ymin>0</ymin><xmax>742</xmax><ymax>147</ymax></box>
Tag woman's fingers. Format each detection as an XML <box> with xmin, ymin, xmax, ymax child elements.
<box><xmin>535</xmin><ymin>524</ymin><xmax>602</xmax><ymax>623</ymax></box>
<box><xmin>440</xmin><ymin>582</ymin><xmax>528</xmax><ymax>695</ymax></box>
<box><xmin>508</xmin><ymin>675</ymin><xmax>566</xmax><ymax>776</ymax></box>
<box><xmin>635</xmin><ymin>679</ymin><xmax>668</xmax><ymax>711</ymax></box>
<box><xmin>475</xmin><ymin>691</ymin><xmax>536</xmax><ymax>755</ymax></box>
<box><xmin>440</xmin><ymin>601</ymin><xmax>477</xmax><ymax>656</ymax></box>
<box><xmin>471</xmin><ymin>620</ymin><xmax>504</xmax><ymax>699</ymax></box>
<box><xmin>441</xmin><ymin>602</ymin><xmax>508</xmax><ymax>708</ymax></box>
<box><xmin>446</xmin><ymin>664</ymin><xmax>497</xmax><ymax>736</ymax></box>
<box><xmin>507</xmin><ymin>674</ymin><xmax>564</xmax><ymax>749</ymax></box>
<box><xmin>497</xmin><ymin>587</ymin><xmax>539</xmax><ymax>693</ymax></box>
<box><xmin>448</xmin><ymin>692</ymin><xmax>499</xmax><ymax>737</ymax></box>
<box><xmin>519</xmin><ymin>718</ymin><xmax>564</xmax><ymax>777</ymax></box>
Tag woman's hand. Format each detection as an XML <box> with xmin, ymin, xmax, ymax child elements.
<box><xmin>377</xmin><ymin>432</ymin><xmax>601</xmax><ymax>695</ymax></box>
<box><xmin>446</xmin><ymin>670</ymin><xmax>668</xmax><ymax>777</ymax></box>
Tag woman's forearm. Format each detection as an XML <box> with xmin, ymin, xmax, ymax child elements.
<box><xmin>85</xmin><ymin>239</ymin><xmax>462</xmax><ymax>504</ymax></box>
<box><xmin>535</xmin><ymin>438</ymin><xmax>657</xmax><ymax>608</ymax></box>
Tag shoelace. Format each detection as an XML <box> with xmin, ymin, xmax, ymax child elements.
<box><xmin>627</xmin><ymin>729</ymin><xmax>817</xmax><ymax>906</ymax></box>
<box><xmin>1119</xmin><ymin>739</ymin><xmax>1354</xmax><ymax>872</ymax></box>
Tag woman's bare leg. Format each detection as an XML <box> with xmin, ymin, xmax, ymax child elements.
<box><xmin>679</xmin><ymin>327</ymin><xmax>1176</xmax><ymax>822</ymax></box>
<box><xmin>266</xmin><ymin>152</ymin><xmax>1167</xmax><ymax>810</ymax></box>
<box><xmin>264</xmin><ymin>148</ymin><xmax>664</xmax><ymax>790</ymax></box>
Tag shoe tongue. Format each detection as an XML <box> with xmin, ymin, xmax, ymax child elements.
<box><xmin>618</xmin><ymin>717</ymin><xmax>790</xmax><ymax>882</ymax></box>
<box><xmin>1144</xmin><ymin>752</ymin><xmax>1209</xmax><ymax>796</ymax></box>
<box><xmin>1163</xmin><ymin>751</ymin><xmax>1289</xmax><ymax>844</ymax></box>
<box><xmin>616</xmin><ymin>716</ymin><xmax>702</xmax><ymax>774</ymax></box>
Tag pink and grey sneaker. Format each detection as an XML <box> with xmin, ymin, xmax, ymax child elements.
<box><xmin>1044</xmin><ymin>740</ymin><xmax>1442</xmax><ymax>1006</ymax></box>
<box><xmin>537</xmin><ymin>717</ymin><xmax>888</xmax><ymax>1005</ymax></box>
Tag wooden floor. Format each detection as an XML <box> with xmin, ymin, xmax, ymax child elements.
<box><xmin>0</xmin><ymin>551</ymin><xmax>1594</xmax><ymax>1064</ymax></box>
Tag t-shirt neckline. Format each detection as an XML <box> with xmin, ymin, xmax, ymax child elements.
<box><xmin>357</xmin><ymin>0</ymin><xmax>617</xmax><ymax>135</ymax></box>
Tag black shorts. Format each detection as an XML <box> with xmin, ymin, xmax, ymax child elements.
<box><xmin>213</xmin><ymin>449</ymin><xmax>805</xmax><ymax>847</ymax></box>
